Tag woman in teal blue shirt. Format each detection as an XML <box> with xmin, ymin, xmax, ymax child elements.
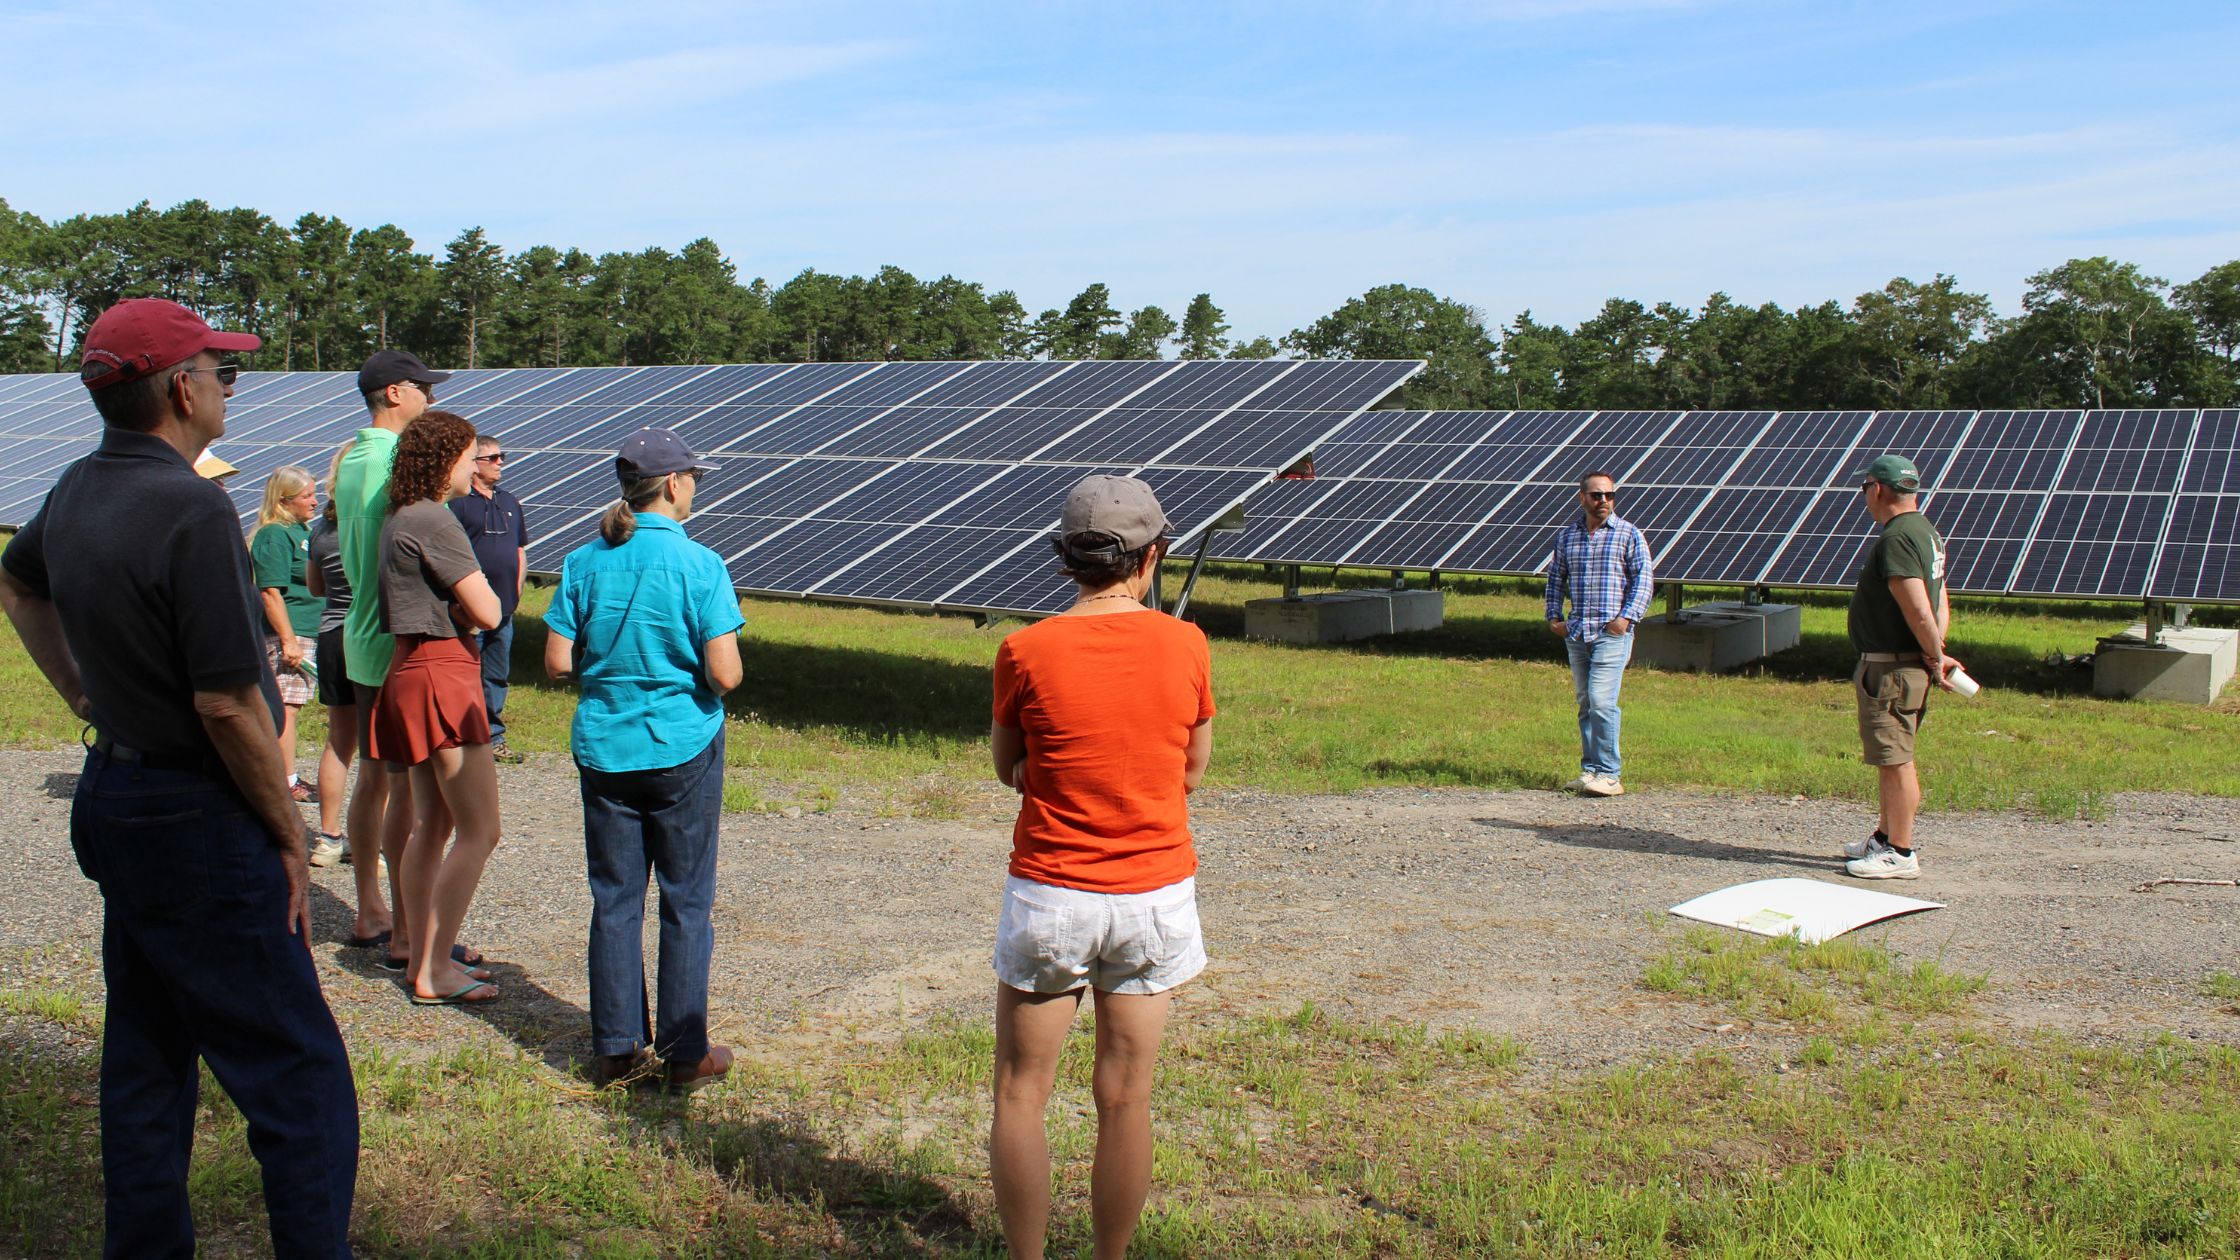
<box><xmin>544</xmin><ymin>429</ymin><xmax>743</xmax><ymax>1094</ymax></box>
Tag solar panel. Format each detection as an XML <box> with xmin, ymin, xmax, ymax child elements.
<box><xmin>0</xmin><ymin>360</ymin><xmax>1422</xmax><ymax>619</ymax></box>
<box><xmin>1212</xmin><ymin>407</ymin><xmax>2232</xmax><ymax>604</ymax></box>
<box><xmin>2150</xmin><ymin>409</ymin><xmax>2240</xmax><ymax>603</ymax></box>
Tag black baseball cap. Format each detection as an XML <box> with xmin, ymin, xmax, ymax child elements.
<box><xmin>357</xmin><ymin>349</ymin><xmax>452</xmax><ymax>397</ymax></box>
<box><xmin>615</xmin><ymin>428</ymin><xmax>717</xmax><ymax>484</ymax></box>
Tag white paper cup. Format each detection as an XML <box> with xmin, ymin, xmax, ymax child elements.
<box><xmin>1946</xmin><ymin>666</ymin><xmax>1981</xmax><ymax>697</ymax></box>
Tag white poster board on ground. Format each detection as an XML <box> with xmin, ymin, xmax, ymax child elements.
<box><xmin>1669</xmin><ymin>878</ymin><xmax>1943</xmax><ymax>944</ymax></box>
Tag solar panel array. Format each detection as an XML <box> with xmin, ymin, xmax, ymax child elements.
<box><xmin>0</xmin><ymin>360</ymin><xmax>1419</xmax><ymax>618</ymax></box>
<box><xmin>1218</xmin><ymin>408</ymin><xmax>2238</xmax><ymax>603</ymax></box>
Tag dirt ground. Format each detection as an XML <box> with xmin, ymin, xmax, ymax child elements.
<box><xmin>2</xmin><ymin>746</ymin><xmax>2236</xmax><ymax>1075</ymax></box>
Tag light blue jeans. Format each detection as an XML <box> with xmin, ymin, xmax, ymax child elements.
<box><xmin>1565</xmin><ymin>631</ymin><xmax>1634</xmax><ymax>778</ymax></box>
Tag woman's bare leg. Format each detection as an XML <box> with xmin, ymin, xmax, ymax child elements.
<box><xmin>275</xmin><ymin>702</ymin><xmax>300</xmax><ymax>783</ymax></box>
<box><xmin>1088</xmin><ymin>988</ymin><xmax>1174</xmax><ymax>1260</ymax></box>
<box><xmin>399</xmin><ymin>763</ymin><xmax>448</xmax><ymax>991</ymax></box>
<box><xmin>991</xmin><ymin>984</ymin><xmax>1083</xmax><ymax>1260</ymax></box>
<box><xmin>412</xmin><ymin>742</ymin><xmax>503</xmax><ymax>1001</ymax></box>
<box><xmin>317</xmin><ymin>703</ymin><xmax>354</xmax><ymax>838</ymax></box>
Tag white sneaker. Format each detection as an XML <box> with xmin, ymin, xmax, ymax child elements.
<box><xmin>1845</xmin><ymin>845</ymin><xmax>1919</xmax><ymax>880</ymax></box>
<box><xmin>1564</xmin><ymin>775</ymin><xmax>1591</xmax><ymax>792</ymax></box>
<box><xmin>307</xmin><ymin>833</ymin><xmax>346</xmax><ymax>868</ymax></box>
<box><xmin>1580</xmin><ymin>775</ymin><xmax>1623</xmax><ymax>798</ymax></box>
<box><xmin>1843</xmin><ymin>831</ymin><xmax>1884</xmax><ymax>860</ymax></box>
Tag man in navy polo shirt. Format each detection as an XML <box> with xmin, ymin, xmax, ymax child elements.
<box><xmin>0</xmin><ymin>299</ymin><xmax>358</xmax><ymax>1258</ymax></box>
<box><xmin>450</xmin><ymin>433</ymin><xmax>530</xmax><ymax>763</ymax></box>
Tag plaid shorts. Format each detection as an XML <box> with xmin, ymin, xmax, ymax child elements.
<box><xmin>265</xmin><ymin>634</ymin><xmax>317</xmax><ymax>708</ymax></box>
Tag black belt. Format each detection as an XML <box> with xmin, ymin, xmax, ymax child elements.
<box><xmin>1859</xmin><ymin>652</ymin><xmax>1924</xmax><ymax>663</ymax></box>
<box><xmin>88</xmin><ymin>733</ymin><xmax>227</xmax><ymax>776</ymax></box>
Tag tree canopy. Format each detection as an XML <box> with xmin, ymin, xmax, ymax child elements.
<box><xmin>0</xmin><ymin>197</ymin><xmax>2233</xmax><ymax>409</ymax></box>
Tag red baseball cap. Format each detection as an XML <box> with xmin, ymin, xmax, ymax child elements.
<box><xmin>79</xmin><ymin>298</ymin><xmax>261</xmax><ymax>391</ymax></box>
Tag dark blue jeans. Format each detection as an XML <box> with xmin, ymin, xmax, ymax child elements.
<box><xmin>578</xmin><ymin>727</ymin><xmax>724</xmax><ymax>1066</ymax></box>
<box><xmin>476</xmin><ymin>617</ymin><xmax>515</xmax><ymax>740</ymax></box>
<box><xmin>70</xmin><ymin>748</ymin><xmax>359</xmax><ymax>1260</ymax></box>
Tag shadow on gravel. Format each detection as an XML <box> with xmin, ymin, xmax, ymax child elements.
<box><xmin>1481</xmin><ymin>817</ymin><xmax>1830</xmax><ymax>870</ymax></box>
<box><xmin>615</xmin><ymin>1110</ymin><xmax>999</xmax><ymax>1255</ymax></box>
<box><xmin>310</xmin><ymin>883</ymin><xmax>598</xmax><ymax>1076</ymax></box>
<box><xmin>42</xmin><ymin>772</ymin><xmax>76</xmax><ymax>800</ymax></box>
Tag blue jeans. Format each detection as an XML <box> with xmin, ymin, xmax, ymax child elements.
<box><xmin>70</xmin><ymin>749</ymin><xmax>358</xmax><ymax>1259</ymax></box>
<box><xmin>578</xmin><ymin>727</ymin><xmax>725</xmax><ymax>1065</ymax></box>
<box><xmin>1566</xmin><ymin>631</ymin><xmax>1634</xmax><ymax>778</ymax></box>
<box><xmin>476</xmin><ymin>618</ymin><xmax>514</xmax><ymax>740</ymax></box>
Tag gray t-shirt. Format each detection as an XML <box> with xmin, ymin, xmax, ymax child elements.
<box><xmin>307</xmin><ymin>516</ymin><xmax>351</xmax><ymax>633</ymax></box>
<box><xmin>378</xmin><ymin>499</ymin><xmax>482</xmax><ymax>639</ymax></box>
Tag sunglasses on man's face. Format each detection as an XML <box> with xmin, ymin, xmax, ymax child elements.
<box><xmin>1583</xmin><ymin>490</ymin><xmax>1617</xmax><ymax>501</ymax></box>
<box><xmin>475</xmin><ymin>453</ymin><xmax>505</xmax><ymax>464</ymax></box>
<box><xmin>181</xmin><ymin>364</ymin><xmax>241</xmax><ymax>387</ymax></box>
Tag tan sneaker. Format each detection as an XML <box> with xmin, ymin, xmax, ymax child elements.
<box><xmin>1580</xmin><ymin>775</ymin><xmax>1624</xmax><ymax>797</ymax></box>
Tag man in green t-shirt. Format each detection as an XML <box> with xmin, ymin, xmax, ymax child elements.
<box><xmin>1842</xmin><ymin>453</ymin><xmax>1965</xmax><ymax>881</ymax></box>
<box><xmin>332</xmin><ymin>349</ymin><xmax>450</xmax><ymax>956</ymax></box>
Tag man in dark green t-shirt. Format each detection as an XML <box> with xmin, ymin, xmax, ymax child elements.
<box><xmin>1843</xmin><ymin>453</ymin><xmax>1964</xmax><ymax>881</ymax></box>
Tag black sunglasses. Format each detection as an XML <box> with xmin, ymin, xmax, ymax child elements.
<box><xmin>475</xmin><ymin>453</ymin><xmax>505</xmax><ymax>464</ymax></box>
<box><xmin>1583</xmin><ymin>490</ymin><xmax>1617</xmax><ymax>501</ymax></box>
<box><xmin>181</xmin><ymin>365</ymin><xmax>241</xmax><ymax>387</ymax></box>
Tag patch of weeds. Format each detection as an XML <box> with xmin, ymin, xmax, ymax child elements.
<box><xmin>2204</xmin><ymin>971</ymin><xmax>2240</xmax><ymax>1003</ymax></box>
<box><xmin>1643</xmin><ymin>927</ymin><xmax>1984</xmax><ymax>1027</ymax></box>
<box><xmin>0</xmin><ymin>986</ymin><xmax>95</xmax><ymax>1032</ymax></box>
<box><xmin>720</xmin><ymin>776</ymin><xmax>767</xmax><ymax>815</ymax></box>
<box><xmin>904</xmin><ymin>777</ymin><xmax>973</xmax><ymax>820</ymax></box>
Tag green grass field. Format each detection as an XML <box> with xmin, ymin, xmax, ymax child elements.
<box><xmin>6</xmin><ymin>931</ymin><xmax>2238</xmax><ymax>1257</ymax></box>
<box><xmin>6</xmin><ymin>562</ymin><xmax>2230</xmax><ymax>817</ymax></box>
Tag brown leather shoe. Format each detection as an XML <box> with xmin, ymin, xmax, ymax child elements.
<box><xmin>663</xmin><ymin>1044</ymin><xmax>733</xmax><ymax>1094</ymax></box>
<box><xmin>590</xmin><ymin>1048</ymin><xmax>653</xmax><ymax>1089</ymax></box>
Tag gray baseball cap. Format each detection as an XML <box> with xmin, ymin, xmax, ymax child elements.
<box><xmin>1057</xmin><ymin>475</ymin><xmax>1170</xmax><ymax>553</ymax></box>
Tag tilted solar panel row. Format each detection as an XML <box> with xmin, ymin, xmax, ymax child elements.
<box><xmin>0</xmin><ymin>359</ymin><xmax>1421</xmax><ymax>618</ymax></box>
<box><xmin>1212</xmin><ymin>408</ymin><xmax>2239</xmax><ymax>604</ymax></box>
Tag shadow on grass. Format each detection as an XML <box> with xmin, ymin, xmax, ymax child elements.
<box><xmin>611</xmin><ymin>1111</ymin><xmax>1000</xmax><ymax>1255</ymax></box>
<box><xmin>1479</xmin><ymin>816</ymin><xmax>1832</xmax><ymax>870</ymax></box>
<box><xmin>506</xmin><ymin>612</ymin><xmax>990</xmax><ymax>744</ymax></box>
<box><xmin>1185</xmin><ymin>565</ymin><xmax>2102</xmax><ymax>698</ymax></box>
<box><xmin>309</xmin><ymin>882</ymin><xmax>599</xmax><ymax>1078</ymax></box>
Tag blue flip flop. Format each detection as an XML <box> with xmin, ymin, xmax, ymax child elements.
<box><xmin>410</xmin><ymin>978</ymin><xmax>496</xmax><ymax>1006</ymax></box>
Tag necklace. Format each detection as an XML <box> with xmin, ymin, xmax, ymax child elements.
<box><xmin>1073</xmin><ymin>592</ymin><xmax>1140</xmax><ymax>608</ymax></box>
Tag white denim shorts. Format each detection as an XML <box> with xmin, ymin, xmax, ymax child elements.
<box><xmin>992</xmin><ymin>874</ymin><xmax>1206</xmax><ymax>996</ymax></box>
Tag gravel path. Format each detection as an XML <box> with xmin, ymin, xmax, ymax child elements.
<box><xmin>3</xmin><ymin>746</ymin><xmax>2236</xmax><ymax>1076</ymax></box>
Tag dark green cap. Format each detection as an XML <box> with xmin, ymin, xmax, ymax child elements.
<box><xmin>1855</xmin><ymin>453</ymin><xmax>1923</xmax><ymax>493</ymax></box>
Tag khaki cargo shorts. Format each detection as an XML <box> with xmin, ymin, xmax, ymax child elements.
<box><xmin>1855</xmin><ymin>656</ymin><xmax>1929</xmax><ymax>767</ymax></box>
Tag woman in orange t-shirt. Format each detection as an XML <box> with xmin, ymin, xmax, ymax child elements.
<box><xmin>987</xmin><ymin>475</ymin><xmax>1213</xmax><ymax>1260</ymax></box>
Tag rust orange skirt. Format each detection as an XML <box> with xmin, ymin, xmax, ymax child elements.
<box><xmin>368</xmin><ymin>634</ymin><xmax>489</xmax><ymax>766</ymax></box>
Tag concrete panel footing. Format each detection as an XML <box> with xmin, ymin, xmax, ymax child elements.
<box><xmin>1244</xmin><ymin>590</ymin><xmax>1446</xmax><ymax>644</ymax></box>
<box><xmin>2093</xmin><ymin>625</ymin><xmax>2237</xmax><ymax>704</ymax></box>
<box><xmin>1633</xmin><ymin>601</ymin><xmax>1803</xmax><ymax>673</ymax></box>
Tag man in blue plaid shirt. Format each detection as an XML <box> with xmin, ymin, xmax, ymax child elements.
<box><xmin>1545</xmin><ymin>470</ymin><xmax>1654</xmax><ymax>796</ymax></box>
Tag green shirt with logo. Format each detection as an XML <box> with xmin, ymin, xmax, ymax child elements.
<box><xmin>336</xmin><ymin>426</ymin><xmax>399</xmax><ymax>686</ymax></box>
<box><xmin>1848</xmin><ymin>509</ymin><xmax>1946</xmax><ymax>655</ymax></box>
<box><xmin>249</xmin><ymin>519</ymin><xmax>321</xmax><ymax>637</ymax></box>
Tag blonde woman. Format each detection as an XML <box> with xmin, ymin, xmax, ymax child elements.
<box><xmin>250</xmin><ymin>465</ymin><xmax>323</xmax><ymax>802</ymax></box>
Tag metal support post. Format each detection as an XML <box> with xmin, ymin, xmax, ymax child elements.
<box><xmin>1391</xmin><ymin>569</ymin><xmax>1406</xmax><ymax>591</ymax></box>
<box><xmin>1171</xmin><ymin>531</ymin><xmax>1215</xmax><ymax>620</ymax></box>
<box><xmin>1665</xmin><ymin>582</ymin><xmax>1684</xmax><ymax>621</ymax></box>
<box><xmin>2145</xmin><ymin>600</ymin><xmax>2164</xmax><ymax>646</ymax></box>
<box><xmin>1284</xmin><ymin>564</ymin><xmax>1302</xmax><ymax>600</ymax></box>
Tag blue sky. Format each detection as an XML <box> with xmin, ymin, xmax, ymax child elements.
<box><xmin>4</xmin><ymin>0</ymin><xmax>2237</xmax><ymax>341</ymax></box>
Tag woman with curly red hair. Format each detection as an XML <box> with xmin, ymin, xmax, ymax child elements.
<box><xmin>369</xmin><ymin>410</ymin><xmax>506</xmax><ymax>1005</ymax></box>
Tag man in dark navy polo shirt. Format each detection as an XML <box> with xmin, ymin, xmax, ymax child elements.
<box><xmin>0</xmin><ymin>299</ymin><xmax>359</xmax><ymax>1259</ymax></box>
<box><xmin>450</xmin><ymin>434</ymin><xmax>530</xmax><ymax>762</ymax></box>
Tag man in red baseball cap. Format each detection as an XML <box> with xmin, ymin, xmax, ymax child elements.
<box><xmin>1</xmin><ymin>298</ymin><xmax>360</xmax><ymax>1257</ymax></box>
